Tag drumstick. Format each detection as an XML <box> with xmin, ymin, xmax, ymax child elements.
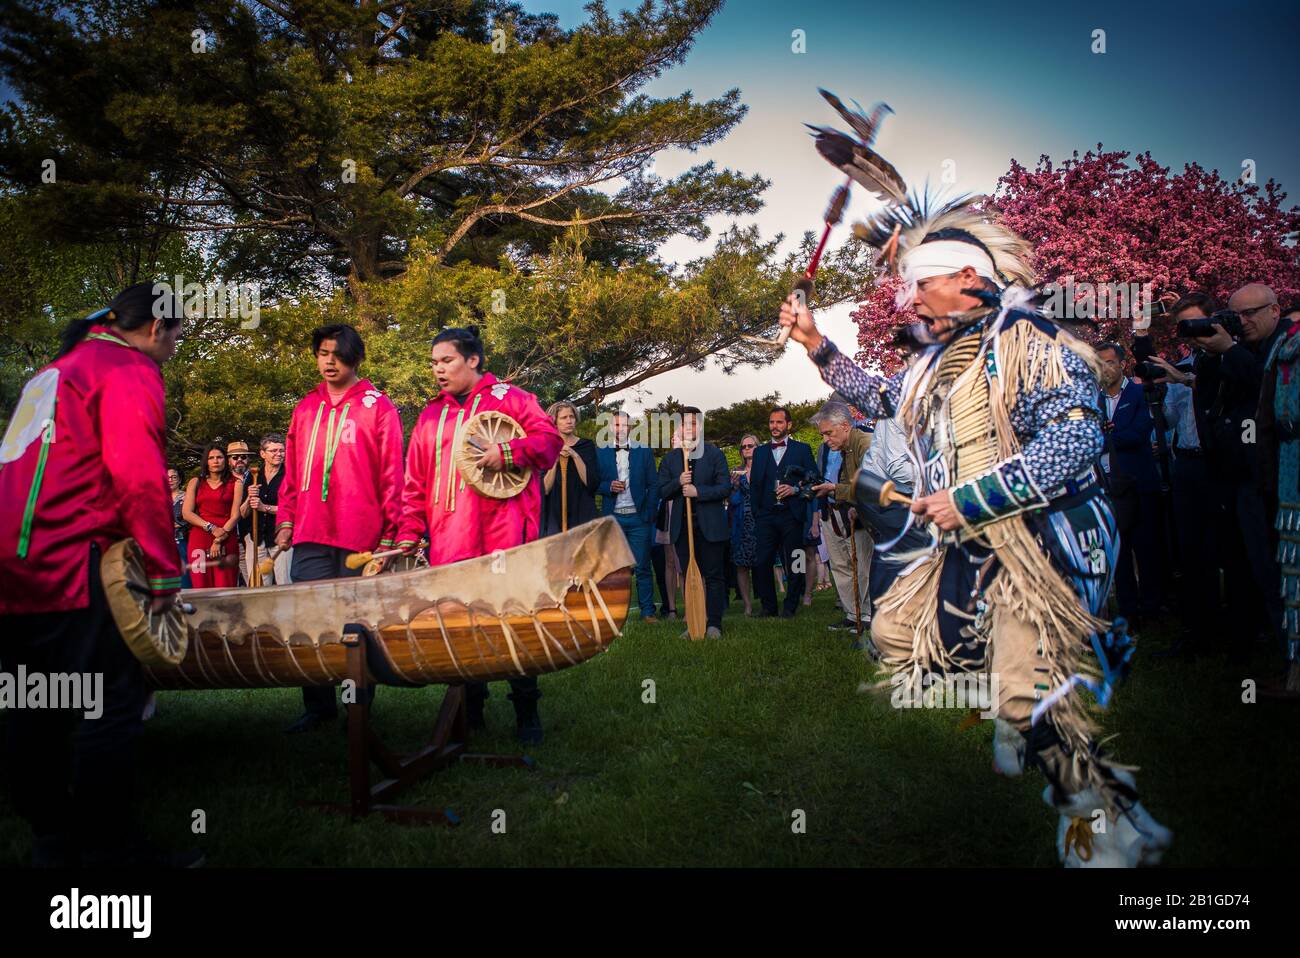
<box><xmin>744</xmin><ymin>177</ymin><xmax>850</xmax><ymax>349</ymax></box>
<box><xmin>344</xmin><ymin>547</ymin><xmax>405</xmax><ymax>570</ymax></box>
<box><xmin>877</xmin><ymin>479</ymin><xmax>912</xmax><ymax>506</ymax></box>
<box><xmin>257</xmin><ymin>545</ymin><xmax>285</xmax><ymax>577</ymax></box>
<box><xmin>126</xmin><ymin>581</ymin><xmax>196</xmax><ymax>615</ymax></box>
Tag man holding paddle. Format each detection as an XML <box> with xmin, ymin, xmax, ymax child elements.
<box><xmin>657</xmin><ymin>407</ymin><xmax>730</xmax><ymax>639</ymax></box>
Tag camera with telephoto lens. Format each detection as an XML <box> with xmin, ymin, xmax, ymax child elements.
<box><xmin>1177</xmin><ymin>309</ymin><xmax>1243</xmax><ymax>339</ymax></box>
<box><xmin>1130</xmin><ymin>335</ymin><xmax>1162</xmax><ymax>381</ymax></box>
<box><xmin>782</xmin><ymin>465</ymin><xmax>821</xmax><ymax>502</ymax></box>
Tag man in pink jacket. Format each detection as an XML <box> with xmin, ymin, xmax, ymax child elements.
<box><xmin>0</xmin><ymin>283</ymin><xmax>197</xmax><ymax>867</ymax></box>
<box><xmin>397</xmin><ymin>325</ymin><xmax>562</xmax><ymax>743</ymax></box>
<box><xmin>275</xmin><ymin>323</ymin><xmax>405</xmax><ymax>732</ymax></box>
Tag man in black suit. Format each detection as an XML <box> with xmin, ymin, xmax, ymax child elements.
<box><xmin>657</xmin><ymin>407</ymin><xmax>730</xmax><ymax>638</ymax></box>
<box><xmin>749</xmin><ymin>406</ymin><xmax>818</xmax><ymax>618</ymax></box>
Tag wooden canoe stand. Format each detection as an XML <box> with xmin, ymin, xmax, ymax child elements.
<box><xmin>299</xmin><ymin>625</ymin><xmax>536</xmax><ymax>827</ymax></box>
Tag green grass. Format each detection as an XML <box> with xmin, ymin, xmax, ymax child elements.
<box><xmin>2</xmin><ymin>588</ymin><xmax>1296</xmax><ymax>867</ymax></box>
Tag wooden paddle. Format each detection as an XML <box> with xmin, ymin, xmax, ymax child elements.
<box><xmin>560</xmin><ymin>454</ymin><xmax>569</xmax><ymax>532</ymax></box>
<box><xmin>248</xmin><ymin>465</ymin><xmax>262</xmax><ymax>588</ymax></box>
<box><xmin>682</xmin><ymin>454</ymin><xmax>706</xmax><ymax>640</ymax></box>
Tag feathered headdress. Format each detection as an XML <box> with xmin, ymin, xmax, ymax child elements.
<box><xmin>808</xmin><ymin>90</ymin><xmax>1036</xmax><ymax>293</ymax></box>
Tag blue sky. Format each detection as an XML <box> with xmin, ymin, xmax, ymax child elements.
<box><xmin>530</xmin><ymin>0</ymin><xmax>1300</xmax><ymax>411</ymax></box>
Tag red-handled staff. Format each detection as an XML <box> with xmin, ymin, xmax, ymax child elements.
<box><xmin>746</xmin><ymin>176</ymin><xmax>851</xmax><ymax>350</ymax></box>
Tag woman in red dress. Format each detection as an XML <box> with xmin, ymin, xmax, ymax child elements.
<box><xmin>181</xmin><ymin>443</ymin><xmax>241</xmax><ymax>588</ymax></box>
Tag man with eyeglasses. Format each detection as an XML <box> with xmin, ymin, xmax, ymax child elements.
<box><xmin>227</xmin><ymin>440</ymin><xmax>255</xmax><ymax>586</ymax></box>
<box><xmin>1187</xmin><ymin>284</ymin><xmax>1285</xmax><ymax>658</ymax></box>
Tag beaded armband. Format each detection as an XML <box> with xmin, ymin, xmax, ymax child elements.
<box><xmin>949</xmin><ymin>453</ymin><xmax>1049</xmax><ymax>529</ymax></box>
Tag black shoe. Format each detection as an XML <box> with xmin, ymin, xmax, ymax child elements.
<box><xmin>284</xmin><ymin>711</ymin><xmax>334</xmax><ymax>734</ymax></box>
<box><xmin>751</xmin><ymin>610</ymin><xmax>777</xmax><ymax>619</ymax></box>
<box><xmin>780</xmin><ymin>609</ymin><xmax>796</xmax><ymax>619</ymax></box>
<box><xmin>827</xmin><ymin>618</ymin><xmax>857</xmax><ymax>632</ymax></box>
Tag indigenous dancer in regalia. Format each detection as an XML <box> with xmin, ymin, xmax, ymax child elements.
<box><xmin>1261</xmin><ymin>310</ymin><xmax>1300</xmax><ymax>696</ymax></box>
<box><xmin>782</xmin><ymin>93</ymin><xmax>1172</xmax><ymax>866</ymax></box>
<box><xmin>0</xmin><ymin>283</ymin><xmax>199</xmax><ymax>867</ymax></box>
<box><xmin>275</xmin><ymin>324</ymin><xmax>405</xmax><ymax>732</ymax></box>
<box><xmin>396</xmin><ymin>325</ymin><xmax>563</xmax><ymax>744</ymax></box>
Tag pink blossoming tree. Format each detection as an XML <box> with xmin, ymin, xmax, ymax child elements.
<box><xmin>852</xmin><ymin>147</ymin><xmax>1300</xmax><ymax>372</ymax></box>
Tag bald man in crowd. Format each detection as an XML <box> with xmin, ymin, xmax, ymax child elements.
<box><xmin>1190</xmin><ymin>283</ymin><xmax>1284</xmax><ymax>659</ymax></box>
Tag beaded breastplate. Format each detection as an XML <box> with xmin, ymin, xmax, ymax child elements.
<box><xmin>915</xmin><ymin>322</ymin><xmax>999</xmax><ymax>493</ymax></box>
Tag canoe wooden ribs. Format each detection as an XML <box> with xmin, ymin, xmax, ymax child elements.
<box><xmin>141</xmin><ymin>517</ymin><xmax>636</xmax><ymax>690</ymax></box>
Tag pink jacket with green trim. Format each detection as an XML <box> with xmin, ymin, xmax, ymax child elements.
<box><xmin>276</xmin><ymin>378</ymin><xmax>405</xmax><ymax>553</ymax></box>
<box><xmin>0</xmin><ymin>326</ymin><xmax>181</xmax><ymax>614</ymax></box>
<box><xmin>397</xmin><ymin>372</ymin><xmax>562</xmax><ymax>564</ymax></box>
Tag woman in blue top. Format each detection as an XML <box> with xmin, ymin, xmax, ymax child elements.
<box><xmin>729</xmin><ymin>434</ymin><xmax>759</xmax><ymax>615</ymax></box>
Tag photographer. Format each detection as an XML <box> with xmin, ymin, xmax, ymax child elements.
<box><xmin>1096</xmin><ymin>343</ymin><xmax>1162</xmax><ymax>632</ymax></box>
<box><xmin>809</xmin><ymin>401</ymin><xmax>873</xmax><ymax>634</ymax></box>
<box><xmin>1183</xmin><ymin>284</ymin><xmax>1284</xmax><ymax>657</ymax></box>
<box><xmin>1139</xmin><ymin>293</ymin><xmax>1218</xmax><ymax>656</ymax></box>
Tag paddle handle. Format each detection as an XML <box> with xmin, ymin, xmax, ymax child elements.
<box><xmin>560</xmin><ymin>455</ymin><xmax>569</xmax><ymax>531</ymax></box>
<box><xmin>685</xmin><ymin>494</ymin><xmax>696</xmax><ymax>559</ymax></box>
<box><xmin>249</xmin><ymin>466</ymin><xmax>262</xmax><ymax>588</ymax></box>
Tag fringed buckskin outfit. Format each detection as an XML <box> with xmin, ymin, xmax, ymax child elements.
<box><xmin>811</xmin><ymin>289</ymin><xmax>1123</xmax><ymax>802</ymax></box>
<box><xmin>801</xmin><ymin>91</ymin><xmax>1172</xmax><ymax>863</ymax></box>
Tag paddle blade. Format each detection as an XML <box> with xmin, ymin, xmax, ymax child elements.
<box><xmin>685</xmin><ymin>562</ymin><xmax>707</xmax><ymax>640</ymax></box>
<box><xmin>344</xmin><ymin>551</ymin><xmax>372</xmax><ymax>570</ymax></box>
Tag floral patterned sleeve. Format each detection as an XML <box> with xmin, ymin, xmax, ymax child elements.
<box><xmin>948</xmin><ymin>341</ymin><xmax>1105</xmax><ymax>530</ymax></box>
<box><xmin>1014</xmin><ymin>344</ymin><xmax>1105</xmax><ymax>492</ymax></box>
<box><xmin>809</xmin><ymin>337</ymin><xmax>906</xmax><ymax>418</ymax></box>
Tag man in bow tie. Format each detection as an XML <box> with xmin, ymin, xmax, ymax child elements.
<box><xmin>749</xmin><ymin>406</ymin><xmax>818</xmax><ymax>619</ymax></box>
